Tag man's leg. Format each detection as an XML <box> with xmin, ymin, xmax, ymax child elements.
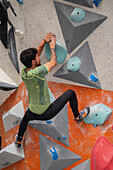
<box><xmin>14</xmin><ymin>109</ymin><xmax>37</xmax><ymax>146</ymax></box>
<box><xmin>39</xmin><ymin>89</ymin><xmax>79</xmax><ymax>120</ymax></box>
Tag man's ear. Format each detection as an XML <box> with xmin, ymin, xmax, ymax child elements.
<box><xmin>32</xmin><ymin>60</ymin><xmax>36</xmax><ymax>66</ymax></box>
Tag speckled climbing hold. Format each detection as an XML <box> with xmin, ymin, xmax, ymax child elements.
<box><xmin>92</xmin><ymin>0</ymin><xmax>102</xmax><ymax>7</ymax></box>
<box><xmin>67</xmin><ymin>56</ymin><xmax>81</xmax><ymax>72</ymax></box>
<box><xmin>70</xmin><ymin>7</ymin><xmax>85</xmax><ymax>22</ymax></box>
<box><xmin>90</xmin><ymin>74</ymin><xmax>98</xmax><ymax>83</ymax></box>
<box><xmin>91</xmin><ymin>136</ymin><xmax>113</xmax><ymax>170</ymax></box>
<box><xmin>45</xmin><ymin>40</ymin><xmax>67</xmax><ymax>64</ymax></box>
<box><xmin>50</xmin><ymin>147</ymin><xmax>58</xmax><ymax>160</ymax></box>
<box><xmin>83</xmin><ymin>103</ymin><xmax>112</xmax><ymax>125</ymax></box>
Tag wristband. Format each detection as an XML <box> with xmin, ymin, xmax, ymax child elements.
<box><xmin>43</xmin><ymin>39</ymin><xmax>46</xmax><ymax>43</ymax></box>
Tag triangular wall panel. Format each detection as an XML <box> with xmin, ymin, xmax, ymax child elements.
<box><xmin>71</xmin><ymin>159</ymin><xmax>90</xmax><ymax>170</ymax></box>
<box><xmin>54</xmin><ymin>1</ymin><xmax>107</xmax><ymax>54</ymax></box>
<box><xmin>29</xmin><ymin>89</ymin><xmax>69</xmax><ymax>146</ymax></box>
<box><xmin>39</xmin><ymin>135</ymin><xmax>81</xmax><ymax>170</ymax></box>
<box><xmin>0</xmin><ymin>142</ymin><xmax>25</xmax><ymax>169</ymax></box>
<box><xmin>54</xmin><ymin>42</ymin><xmax>101</xmax><ymax>89</ymax></box>
<box><xmin>64</xmin><ymin>0</ymin><xmax>93</xmax><ymax>8</ymax></box>
<box><xmin>0</xmin><ymin>68</ymin><xmax>18</xmax><ymax>91</ymax></box>
<box><xmin>2</xmin><ymin>101</ymin><xmax>24</xmax><ymax>132</ymax></box>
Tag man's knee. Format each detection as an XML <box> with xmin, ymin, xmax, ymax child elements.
<box><xmin>67</xmin><ymin>89</ymin><xmax>76</xmax><ymax>97</ymax></box>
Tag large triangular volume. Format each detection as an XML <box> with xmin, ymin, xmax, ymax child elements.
<box><xmin>29</xmin><ymin>89</ymin><xmax>69</xmax><ymax>146</ymax></box>
<box><xmin>54</xmin><ymin>42</ymin><xmax>101</xmax><ymax>89</ymax></box>
<box><xmin>39</xmin><ymin>135</ymin><xmax>81</xmax><ymax>170</ymax></box>
<box><xmin>0</xmin><ymin>142</ymin><xmax>25</xmax><ymax>169</ymax></box>
<box><xmin>64</xmin><ymin>0</ymin><xmax>93</xmax><ymax>8</ymax></box>
<box><xmin>54</xmin><ymin>1</ymin><xmax>107</xmax><ymax>54</ymax></box>
<box><xmin>2</xmin><ymin>101</ymin><xmax>24</xmax><ymax>132</ymax></box>
<box><xmin>0</xmin><ymin>68</ymin><xmax>18</xmax><ymax>91</ymax></box>
<box><xmin>8</xmin><ymin>26</ymin><xmax>20</xmax><ymax>73</ymax></box>
<box><xmin>71</xmin><ymin>159</ymin><xmax>90</xmax><ymax>170</ymax></box>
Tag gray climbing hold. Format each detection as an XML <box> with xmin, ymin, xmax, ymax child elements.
<box><xmin>0</xmin><ymin>142</ymin><xmax>25</xmax><ymax>169</ymax></box>
<box><xmin>71</xmin><ymin>159</ymin><xmax>90</xmax><ymax>170</ymax></box>
<box><xmin>83</xmin><ymin>103</ymin><xmax>112</xmax><ymax>125</ymax></box>
<box><xmin>70</xmin><ymin>8</ymin><xmax>85</xmax><ymax>22</ymax></box>
<box><xmin>64</xmin><ymin>0</ymin><xmax>93</xmax><ymax>8</ymax></box>
<box><xmin>54</xmin><ymin>1</ymin><xmax>107</xmax><ymax>54</ymax></box>
<box><xmin>2</xmin><ymin>101</ymin><xmax>24</xmax><ymax>132</ymax></box>
<box><xmin>39</xmin><ymin>135</ymin><xmax>81</xmax><ymax>170</ymax></box>
<box><xmin>45</xmin><ymin>40</ymin><xmax>67</xmax><ymax>64</ymax></box>
<box><xmin>54</xmin><ymin>42</ymin><xmax>101</xmax><ymax>89</ymax></box>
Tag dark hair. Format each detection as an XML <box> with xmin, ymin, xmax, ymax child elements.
<box><xmin>20</xmin><ymin>48</ymin><xmax>38</xmax><ymax>68</ymax></box>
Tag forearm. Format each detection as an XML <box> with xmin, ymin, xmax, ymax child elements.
<box><xmin>37</xmin><ymin>39</ymin><xmax>45</xmax><ymax>56</ymax></box>
<box><xmin>50</xmin><ymin>47</ymin><xmax>57</xmax><ymax>63</ymax></box>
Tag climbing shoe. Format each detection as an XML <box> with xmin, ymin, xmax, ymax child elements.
<box><xmin>13</xmin><ymin>134</ymin><xmax>21</xmax><ymax>148</ymax></box>
<box><xmin>75</xmin><ymin>107</ymin><xmax>90</xmax><ymax>124</ymax></box>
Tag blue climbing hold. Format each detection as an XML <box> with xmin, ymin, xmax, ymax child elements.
<box><xmin>16</xmin><ymin>0</ymin><xmax>23</xmax><ymax>4</ymax></box>
<box><xmin>46</xmin><ymin>120</ymin><xmax>53</xmax><ymax>124</ymax></box>
<box><xmin>63</xmin><ymin>136</ymin><xmax>67</xmax><ymax>140</ymax></box>
<box><xmin>70</xmin><ymin>7</ymin><xmax>85</xmax><ymax>22</ymax></box>
<box><xmin>92</xmin><ymin>0</ymin><xmax>102</xmax><ymax>7</ymax></box>
<box><xmin>67</xmin><ymin>56</ymin><xmax>81</xmax><ymax>72</ymax></box>
<box><xmin>83</xmin><ymin>103</ymin><xmax>112</xmax><ymax>125</ymax></box>
<box><xmin>50</xmin><ymin>147</ymin><xmax>58</xmax><ymax>160</ymax></box>
<box><xmin>45</xmin><ymin>40</ymin><xmax>67</xmax><ymax>64</ymax></box>
<box><xmin>90</xmin><ymin>74</ymin><xmax>98</xmax><ymax>83</ymax></box>
<box><xmin>93</xmin><ymin>124</ymin><xmax>97</xmax><ymax>128</ymax></box>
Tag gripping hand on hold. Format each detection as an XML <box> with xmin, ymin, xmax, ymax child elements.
<box><xmin>43</xmin><ymin>32</ymin><xmax>56</xmax><ymax>43</ymax></box>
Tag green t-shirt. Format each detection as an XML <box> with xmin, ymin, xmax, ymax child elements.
<box><xmin>21</xmin><ymin>65</ymin><xmax>50</xmax><ymax>115</ymax></box>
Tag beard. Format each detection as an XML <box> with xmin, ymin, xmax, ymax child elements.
<box><xmin>35</xmin><ymin>60</ymin><xmax>41</xmax><ymax>67</ymax></box>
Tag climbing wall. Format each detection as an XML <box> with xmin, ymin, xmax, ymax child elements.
<box><xmin>0</xmin><ymin>82</ymin><xmax>113</xmax><ymax>169</ymax></box>
<box><xmin>0</xmin><ymin>0</ymin><xmax>113</xmax><ymax>169</ymax></box>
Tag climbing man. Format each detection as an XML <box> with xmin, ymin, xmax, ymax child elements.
<box><xmin>13</xmin><ymin>32</ymin><xmax>90</xmax><ymax>147</ymax></box>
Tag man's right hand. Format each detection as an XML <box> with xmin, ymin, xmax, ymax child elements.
<box><xmin>49</xmin><ymin>35</ymin><xmax>56</xmax><ymax>49</ymax></box>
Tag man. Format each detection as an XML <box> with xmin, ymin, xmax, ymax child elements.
<box><xmin>14</xmin><ymin>32</ymin><xmax>90</xmax><ymax>147</ymax></box>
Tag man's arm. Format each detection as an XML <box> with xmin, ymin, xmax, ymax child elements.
<box><xmin>37</xmin><ymin>32</ymin><xmax>55</xmax><ymax>56</ymax></box>
<box><xmin>44</xmin><ymin>36</ymin><xmax>57</xmax><ymax>72</ymax></box>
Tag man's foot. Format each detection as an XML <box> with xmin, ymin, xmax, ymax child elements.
<box><xmin>75</xmin><ymin>107</ymin><xmax>90</xmax><ymax>124</ymax></box>
<box><xmin>13</xmin><ymin>134</ymin><xmax>21</xmax><ymax>148</ymax></box>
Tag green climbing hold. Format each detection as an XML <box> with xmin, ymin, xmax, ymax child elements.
<box><xmin>70</xmin><ymin>7</ymin><xmax>85</xmax><ymax>22</ymax></box>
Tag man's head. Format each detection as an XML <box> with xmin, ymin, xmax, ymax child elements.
<box><xmin>20</xmin><ymin>48</ymin><xmax>41</xmax><ymax>68</ymax></box>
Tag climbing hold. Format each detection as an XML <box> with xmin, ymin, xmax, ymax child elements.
<box><xmin>90</xmin><ymin>74</ymin><xmax>98</xmax><ymax>83</ymax></box>
<box><xmin>83</xmin><ymin>103</ymin><xmax>112</xmax><ymax>125</ymax></box>
<box><xmin>46</xmin><ymin>120</ymin><xmax>53</xmax><ymax>124</ymax></box>
<box><xmin>16</xmin><ymin>0</ymin><xmax>23</xmax><ymax>4</ymax></box>
<box><xmin>91</xmin><ymin>136</ymin><xmax>113</xmax><ymax>170</ymax></box>
<box><xmin>63</xmin><ymin>136</ymin><xmax>67</xmax><ymax>140</ymax></box>
<box><xmin>70</xmin><ymin>8</ymin><xmax>85</xmax><ymax>22</ymax></box>
<box><xmin>92</xmin><ymin>0</ymin><xmax>102</xmax><ymax>7</ymax></box>
<box><xmin>93</xmin><ymin>124</ymin><xmax>97</xmax><ymax>128</ymax></box>
<box><xmin>15</xmin><ymin>30</ymin><xmax>24</xmax><ymax>39</ymax></box>
<box><xmin>2</xmin><ymin>101</ymin><xmax>24</xmax><ymax>132</ymax></box>
<box><xmin>45</xmin><ymin>40</ymin><xmax>67</xmax><ymax>64</ymax></box>
<box><xmin>0</xmin><ymin>142</ymin><xmax>25</xmax><ymax>169</ymax></box>
<box><xmin>50</xmin><ymin>147</ymin><xmax>58</xmax><ymax>160</ymax></box>
<box><xmin>67</xmin><ymin>56</ymin><xmax>81</xmax><ymax>72</ymax></box>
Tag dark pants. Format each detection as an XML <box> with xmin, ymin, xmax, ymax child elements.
<box><xmin>17</xmin><ymin>89</ymin><xmax>79</xmax><ymax>142</ymax></box>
